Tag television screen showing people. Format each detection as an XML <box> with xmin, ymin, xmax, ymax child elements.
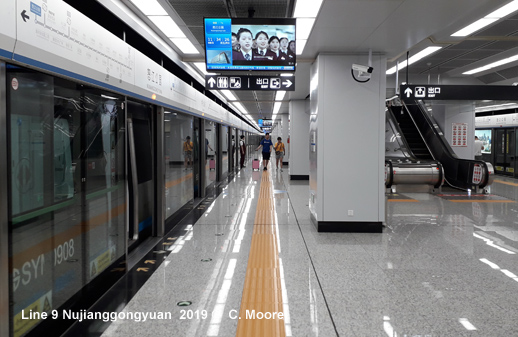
<box><xmin>204</xmin><ymin>18</ymin><xmax>296</xmax><ymax>71</ymax></box>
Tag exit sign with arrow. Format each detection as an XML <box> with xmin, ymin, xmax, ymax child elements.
<box><xmin>205</xmin><ymin>75</ymin><xmax>295</xmax><ymax>91</ymax></box>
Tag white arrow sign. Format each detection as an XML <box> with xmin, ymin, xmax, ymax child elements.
<box><xmin>404</xmin><ymin>87</ymin><xmax>413</xmax><ymax>98</ymax></box>
<box><xmin>207</xmin><ymin>77</ymin><xmax>216</xmax><ymax>88</ymax></box>
<box><xmin>282</xmin><ymin>79</ymin><xmax>293</xmax><ymax>88</ymax></box>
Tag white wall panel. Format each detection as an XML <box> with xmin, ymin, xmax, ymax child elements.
<box><xmin>14</xmin><ymin>0</ymin><xmax>135</xmax><ymax>91</ymax></box>
<box><xmin>434</xmin><ymin>103</ymin><xmax>475</xmax><ymax>159</ymax></box>
<box><xmin>0</xmin><ymin>0</ymin><xmax>16</xmax><ymax>59</ymax></box>
<box><xmin>289</xmin><ymin>100</ymin><xmax>310</xmax><ymax>176</ymax></box>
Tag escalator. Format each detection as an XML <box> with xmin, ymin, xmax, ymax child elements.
<box><xmin>390</xmin><ymin>105</ymin><xmax>434</xmax><ymax>160</ymax></box>
<box><xmin>385</xmin><ymin>105</ymin><xmax>443</xmax><ymax>190</ymax></box>
<box><xmin>398</xmin><ymin>100</ymin><xmax>494</xmax><ymax>191</ymax></box>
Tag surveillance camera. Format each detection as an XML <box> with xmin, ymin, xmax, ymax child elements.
<box><xmin>352</xmin><ymin>64</ymin><xmax>373</xmax><ymax>73</ymax></box>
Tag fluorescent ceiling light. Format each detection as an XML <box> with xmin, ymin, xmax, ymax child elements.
<box><xmin>386</xmin><ymin>46</ymin><xmax>442</xmax><ymax>74</ymax></box>
<box><xmin>451</xmin><ymin>18</ymin><xmax>498</xmax><ymax>37</ymax></box>
<box><xmin>148</xmin><ymin>16</ymin><xmax>185</xmax><ymax>38</ymax></box>
<box><xmin>275</xmin><ymin>91</ymin><xmax>286</xmax><ymax>101</ymax></box>
<box><xmin>233</xmin><ymin>102</ymin><xmax>248</xmax><ymax>115</ymax></box>
<box><xmin>296</xmin><ymin>40</ymin><xmax>307</xmax><ymax>55</ymax></box>
<box><xmin>220</xmin><ymin>90</ymin><xmax>237</xmax><ymax>101</ymax></box>
<box><xmin>296</xmin><ymin>18</ymin><xmax>316</xmax><ymax>40</ymax></box>
<box><xmin>130</xmin><ymin>0</ymin><xmax>167</xmax><ymax>15</ymax></box>
<box><xmin>273</xmin><ymin>102</ymin><xmax>282</xmax><ymax>115</ymax></box>
<box><xmin>488</xmin><ymin>0</ymin><xmax>518</xmax><ymax>18</ymax></box>
<box><xmin>463</xmin><ymin>54</ymin><xmax>518</xmax><ymax>74</ymax></box>
<box><xmin>451</xmin><ymin>0</ymin><xmax>518</xmax><ymax>36</ymax></box>
<box><xmin>193</xmin><ymin>62</ymin><xmax>215</xmax><ymax>75</ymax></box>
<box><xmin>293</xmin><ymin>0</ymin><xmax>324</xmax><ymax>18</ymax></box>
<box><xmin>171</xmin><ymin>38</ymin><xmax>199</xmax><ymax>54</ymax></box>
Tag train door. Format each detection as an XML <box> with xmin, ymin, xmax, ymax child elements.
<box><xmin>126</xmin><ymin>100</ymin><xmax>155</xmax><ymax>249</ymax></box>
<box><xmin>494</xmin><ymin>128</ymin><xmax>515</xmax><ymax>176</ymax></box>
<box><xmin>192</xmin><ymin>117</ymin><xmax>201</xmax><ymax>198</ymax></box>
<box><xmin>6</xmin><ymin>65</ymin><xmax>127</xmax><ymax>336</ymax></box>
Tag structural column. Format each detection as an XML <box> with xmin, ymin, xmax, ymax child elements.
<box><xmin>309</xmin><ymin>54</ymin><xmax>386</xmax><ymax>232</ymax></box>
<box><xmin>281</xmin><ymin>114</ymin><xmax>290</xmax><ymax>165</ymax></box>
<box><xmin>289</xmin><ymin>100</ymin><xmax>310</xmax><ymax>179</ymax></box>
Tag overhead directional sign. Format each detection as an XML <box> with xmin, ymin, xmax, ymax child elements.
<box><xmin>205</xmin><ymin>75</ymin><xmax>295</xmax><ymax>91</ymax></box>
<box><xmin>401</xmin><ymin>84</ymin><xmax>518</xmax><ymax>101</ymax></box>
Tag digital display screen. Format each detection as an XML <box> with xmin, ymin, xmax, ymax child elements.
<box><xmin>262</xmin><ymin>119</ymin><xmax>273</xmax><ymax>127</ymax></box>
<box><xmin>204</xmin><ymin>18</ymin><xmax>296</xmax><ymax>71</ymax></box>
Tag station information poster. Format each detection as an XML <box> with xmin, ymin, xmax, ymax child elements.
<box><xmin>452</xmin><ymin>123</ymin><xmax>468</xmax><ymax>147</ymax></box>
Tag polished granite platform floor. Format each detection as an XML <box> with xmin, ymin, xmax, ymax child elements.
<box><xmin>101</xmin><ymin>167</ymin><xmax>518</xmax><ymax>337</ymax></box>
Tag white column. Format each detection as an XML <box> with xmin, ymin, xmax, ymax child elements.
<box><xmin>309</xmin><ymin>54</ymin><xmax>386</xmax><ymax>232</ymax></box>
<box><xmin>281</xmin><ymin>114</ymin><xmax>289</xmax><ymax>165</ymax></box>
<box><xmin>289</xmin><ymin>100</ymin><xmax>310</xmax><ymax>179</ymax></box>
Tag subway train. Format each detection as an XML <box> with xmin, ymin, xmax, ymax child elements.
<box><xmin>0</xmin><ymin>2</ymin><xmax>263</xmax><ymax>336</ymax></box>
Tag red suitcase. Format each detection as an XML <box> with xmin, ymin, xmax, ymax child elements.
<box><xmin>209</xmin><ymin>159</ymin><xmax>215</xmax><ymax>170</ymax></box>
<box><xmin>252</xmin><ymin>154</ymin><xmax>260</xmax><ymax>171</ymax></box>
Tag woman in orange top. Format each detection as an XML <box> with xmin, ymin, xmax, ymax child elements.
<box><xmin>274</xmin><ymin>137</ymin><xmax>285</xmax><ymax>171</ymax></box>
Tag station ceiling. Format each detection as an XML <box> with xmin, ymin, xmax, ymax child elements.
<box><xmin>110</xmin><ymin>0</ymin><xmax>518</xmax><ymax>123</ymax></box>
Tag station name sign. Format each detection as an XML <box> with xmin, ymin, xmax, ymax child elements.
<box><xmin>400</xmin><ymin>84</ymin><xmax>518</xmax><ymax>101</ymax></box>
<box><xmin>205</xmin><ymin>75</ymin><xmax>295</xmax><ymax>91</ymax></box>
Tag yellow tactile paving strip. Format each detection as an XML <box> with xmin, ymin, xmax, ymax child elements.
<box><xmin>494</xmin><ymin>179</ymin><xmax>518</xmax><ymax>187</ymax></box>
<box><xmin>236</xmin><ymin>171</ymin><xmax>286</xmax><ymax>337</ymax></box>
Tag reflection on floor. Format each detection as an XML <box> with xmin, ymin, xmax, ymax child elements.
<box><xmin>100</xmin><ymin>166</ymin><xmax>518</xmax><ymax>336</ymax></box>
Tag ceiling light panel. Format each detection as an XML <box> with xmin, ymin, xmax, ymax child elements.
<box><xmin>486</xmin><ymin>0</ymin><xmax>518</xmax><ymax>18</ymax></box>
<box><xmin>451</xmin><ymin>18</ymin><xmax>498</xmax><ymax>37</ymax></box>
<box><xmin>296</xmin><ymin>18</ymin><xmax>316</xmax><ymax>40</ymax></box>
<box><xmin>463</xmin><ymin>54</ymin><xmax>518</xmax><ymax>74</ymax></box>
<box><xmin>130</xmin><ymin>0</ymin><xmax>168</xmax><ymax>15</ymax></box>
<box><xmin>296</xmin><ymin>40</ymin><xmax>307</xmax><ymax>55</ymax></box>
<box><xmin>386</xmin><ymin>46</ymin><xmax>442</xmax><ymax>74</ymax></box>
<box><xmin>148</xmin><ymin>16</ymin><xmax>185</xmax><ymax>38</ymax></box>
<box><xmin>451</xmin><ymin>0</ymin><xmax>518</xmax><ymax>37</ymax></box>
<box><xmin>293</xmin><ymin>0</ymin><xmax>324</xmax><ymax>18</ymax></box>
<box><xmin>171</xmin><ymin>38</ymin><xmax>199</xmax><ymax>54</ymax></box>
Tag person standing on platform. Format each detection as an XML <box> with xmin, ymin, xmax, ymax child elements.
<box><xmin>183</xmin><ymin>136</ymin><xmax>193</xmax><ymax>170</ymax></box>
<box><xmin>255</xmin><ymin>133</ymin><xmax>273</xmax><ymax>171</ymax></box>
<box><xmin>274</xmin><ymin>137</ymin><xmax>285</xmax><ymax>171</ymax></box>
<box><xmin>239</xmin><ymin>135</ymin><xmax>246</xmax><ymax>168</ymax></box>
<box><xmin>474</xmin><ymin>136</ymin><xmax>484</xmax><ymax>160</ymax></box>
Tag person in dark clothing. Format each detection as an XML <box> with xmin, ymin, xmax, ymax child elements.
<box><xmin>239</xmin><ymin>135</ymin><xmax>246</xmax><ymax>168</ymax></box>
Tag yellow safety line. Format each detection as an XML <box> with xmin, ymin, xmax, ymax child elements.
<box><xmin>449</xmin><ymin>200</ymin><xmax>515</xmax><ymax>203</ymax></box>
<box><xmin>494</xmin><ymin>179</ymin><xmax>518</xmax><ymax>187</ymax></box>
<box><xmin>236</xmin><ymin>171</ymin><xmax>285</xmax><ymax>337</ymax></box>
<box><xmin>165</xmin><ymin>173</ymin><xmax>193</xmax><ymax>189</ymax></box>
<box><xmin>387</xmin><ymin>199</ymin><xmax>419</xmax><ymax>202</ymax></box>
